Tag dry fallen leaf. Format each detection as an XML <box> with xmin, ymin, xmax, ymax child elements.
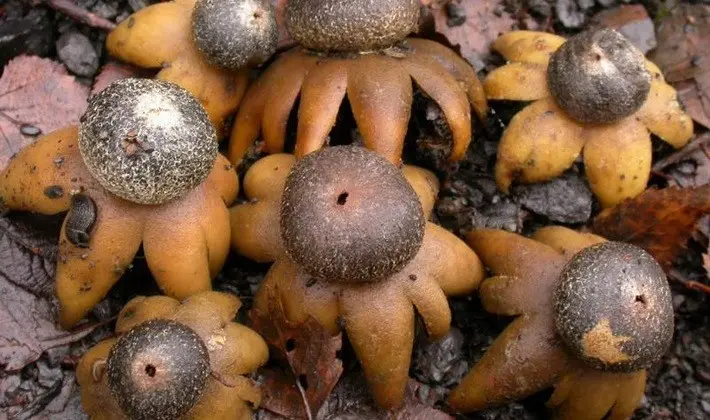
<box><xmin>0</xmin><ymin>215</ymin><xmax>95</xmax><ymax>371</ymax></box>
<box><xmin>650</xmin><ymin>3</ymin><xmax>710</xmax><ymax>129</ymax></box>
<box><xmin>0</xmin><ymin>55</ymin><xmax>89</xmax><ymax>171</ymax></box>
<box><xmin>250</xmin><ymin>288</ymin><xmax>343</xmax><ymax>419</ymax></box>
<box><xmin>592</xmin><ymin>185</ymin><xmax>710</xmax><ymax>271</ymax></box>
<box><xmin>429</xmin><ymin>0</ymin><xmax>529</xmax><ymax>68</ymax></box>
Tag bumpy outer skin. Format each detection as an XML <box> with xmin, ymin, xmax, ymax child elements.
<box><xmin>547</xmin><ymin>29</ymin><xmax>651</xmax><ymax>124</ymax></box>
<box><xmin>192</xmin><ymin>0</ymin><xmax>277</xmax><ymax>69</ymax></box>
<box><xmin>227</xmin><ymin>38</ymin><xmax>488</xmax><ymax>166</ymax></box>
<box><xmin>77</xmin><ymin>292</ymin><xmax>268</xmax><ymax>420</ymax></box>
<box><xmin>0</xmin><ymin>128</ymin><xmax>238</xmax><ymax>328</ymax></box>
<box><xmin>448</xmin><ymin>227</ymin><xmax>653</xmax><ymax>420</ymax></box>
<box><xmin>281</xmin><ymin>146</ymin><xmax>425</xmax><ymax>283</ymax></box>
<box><xmin>285</xmin><ymin>0</ymin><xmax>419</xmax><ymax>52</ymax></box>
<box><xmin>486</xmin><ymin>30</ymin><xmax>693</xmax><ymax>208</ymax></box>
<box><xmin>231</xmin><ymin>151</ymin><xmax>482</xmax><ymax>409</ymax></box>
<box><xmin>79</xmin><ymin>78</ymin><xmax>217</xmax><ymax>205</ymax></box>
<box><xmin>554</xmin><ymin>242</ymin><xmax>673</xmax><ymax>372</ymax></box>
<box><xmin>106</xmin><ymin>0</ymin><xmax>248</xmax><ymax>137</ymax></box>
<box><xmin>106</xmin><ymin>320</ymin><xmax>211</xmax><ymax>420</ymax></box>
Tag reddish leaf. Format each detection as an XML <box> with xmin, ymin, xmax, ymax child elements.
<box><xmin>0</xmin><ymin>56</ymin><xmax>89</xmax><ymax>171</ymax></box>
<box><xmin>430</xmin><ymin>0</ymin><xmax>535</xmax><ymax>67</ymax></box>
<box><xmin>591</xmin><ymin>185</ymin><xmax>710</xmax><ymax>271</ymax></box>
<box><xmin>250</xmin><ymin>288</ymin><xmax>343</xmax><ymax>419</ymax></box>
<box><xmin>0</xmin><ymin>216</ymin><xmax>96</xmax><ymax>371</ymax></box>
<box><xmin>91</xmin><ymin>61</ymin><xmax>143</xmax><ymax>96</ymax></box>
<box><xmin>649</xmin><ymin>4</ymin><xmax>710</xmax><ymax>129</ymax></box>
<box><xmin>590</xmin><ymin>5</ymin><xmax>656</xmax><ymax>54</ymax></box>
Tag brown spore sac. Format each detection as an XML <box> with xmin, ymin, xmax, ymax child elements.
<box><xmin>280</xmin><ymin>146</ymin><xmax>425</xmax><ymax>284</ymax></box>
<box><xmin>547</xmin><ymin>28</ymin><xmax>651</xmax><ymax>124</ymax></box>
<box><xmin>106</xmin><ymin>319</ymin><xmax>211</xmax><ymax>420</ymax></box>
<box><xmin>554</xmin><ymin>241</ymin><xmax>674</xmax><ymax>372</ymax></box>
<box><xmin>78</xmin><ymin>78</ymin><xmax>217</xmax><ymax>205</ymax></box>
<box><xmin>192</xmin><ymin>0</ymin><xmax>278</xmax><ymax>69</ymax></box>
<box><xmin>285</xmin><ymin>0</ymin><xmax>420</xmax><ymax>52</ymax></box>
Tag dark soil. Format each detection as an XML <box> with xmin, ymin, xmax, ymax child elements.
<box><xmin>0</xmin><ymin>0</ymin><xmax>708</xmax><ymax>419</ymax></box>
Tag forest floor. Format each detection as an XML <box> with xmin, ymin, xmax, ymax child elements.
<box><xmin>0</xmin><ymin>0</ymin><xmax>708</xmax><ymax>419</ymax></box>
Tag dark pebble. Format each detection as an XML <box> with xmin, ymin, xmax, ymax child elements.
<box><xmin>446</xmin><ymin>3</ymin><xmax>466</xmax><ymax>27</ymax></box>
<box><xmin>0</xmin><ymin>8</ymin><xmax>53</xmax><ymax>67</ymax></box>
<box><xmin>413</xmin><ymin>328</ymin><xmax>468</xmax><ymax>387</ymax></box>
<box><xmin>127</xmin><ymin>0</ymin><xmax>148</xmax><ymax>12</ymax></box>
<box><xmin>56</xmin><ymin>31</ymin><xmax>99</xmax><ymax>77</ymax></box>
<box><xmin>91</xmin><ymin>1</ymin><xmax>120</xmax><ymax>20</ymax></box>
<box><xmin>513</xmin><ymin>171</ymin><xmax>593</xmax><ymax>224</ymax></box>
<box><xmin>556</xmin><ymin>0</ymin><xmax>586</xmax><ymax>28</ymax></box>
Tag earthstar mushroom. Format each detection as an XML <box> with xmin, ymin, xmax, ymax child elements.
<box><xmin>227</xmin><ymin>0</ymin><xmax>488</xmax><ymax>165</ymax></box>
<box><xmin>0</xmin><ymin>79</ymin><xmax>239</xmax><ymax>327</ymax></box>
<box><xmin>448</xmin><ymin>226</ymin><xmax>673</xmax><ymax>419</ymax></box>
<box><xmin>485</xmin><ymin>28</ymin><xmax>693</xmax><ymax>207</ymax></box>
<box><xmin>230</xmin><ymin>146</ymin><xmax>484</xmax><ymax>408</ymax></box>
<box><xmin>77</xmin><ymin>291</ymin><xmax>268</xmax><ymax>420</ymax></box>
<box><xmin>107</xmin><ymin>0</ymin><xmax>278</xmax><ymax>136</ymax></box>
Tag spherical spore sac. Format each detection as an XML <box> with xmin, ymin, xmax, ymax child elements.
<box><xmin>281</xmin><ymin>146</ymin><xmax>425</xmax><ymax>283</ymax></box>
<box><xmin>106</xmin><ymin>319</ymin><xmax>211</xmax><ymax>420</ymax></box>
<box><xmin>285</xmin><ymin>0</ymin><xmax>420</xmax><ymax>52</ymax></box>
<box><xmin>79</xmin><ymin>78</ymin><xmax>217</xmax><ymax>205</ymax></box>
<box><xmin>192</xmin><ymin>0</ymin><xmax>278</xmax><ymax>69</ymax></box>
<box><xmin>554</xmin><ymin>241</ymin><xmax>674</xmax><ymax>372</ymax></box>
<box><xmin>547</xmin><ymin>28</ymin><xmax>651</xmax><ymax>124</ymax></box>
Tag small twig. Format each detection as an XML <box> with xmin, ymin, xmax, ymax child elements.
<box><xmin>291</xmin><ymin>368</ymin><xmax>313</xmax><ymax>420</ymax></box>
<box><xmin>684</xmin><ymin>280</ymin><xmax>710</xmax><ymax>294</ymax></box>
<box><xmin>31</xmin><ymin>0</ymin><xmax>116</xmax><ymax>31</ymax></box>
<box><xmin>668</xmin><ymin>270</ymin><xmax>710</xmax><ymax>294</ymax></box>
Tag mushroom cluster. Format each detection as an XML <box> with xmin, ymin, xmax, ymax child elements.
<box><xmin>486</xmin><ymin>29</ymin><xmax>693</xmax><ymax>207</ymax></box>
<box><xmin>230</xmin><ymin>145</ymin><xmax>484</xmax><ymax>407</ymax></box>
<box><xmin>107</xmin><ymin>0</ymin><xmax>278</xmax><ymax>135</ymax></box>
<box><xmin>227</xmin><ymin>0</ymin><xmax>488</xmax><ymax>165</ymax></box>
<box><xmin>448</xmin><ymin>226</ymin><xmax>674</xmax><ymax>419</ymax></box>
<box><xmin>77</xmin><ymin>291</ymin><xmax>268</xmax><ymax>420</ymax></box>
<box><xmin>0</xmin><ymin>78</ymin><xmax>238</xmax><ymax>327</ymax></box>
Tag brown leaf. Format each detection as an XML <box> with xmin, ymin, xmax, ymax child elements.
<box><xmin>591</xmin><ymin>185</ymin><xmax>710</xmax><ymax>271</ymax></box>
<box><xmin>91</xmin><ymin>61</ymin><xmax>144</xmax><ymax>96</ymax></box>
<box><xmin>250</xmin><ymin>289</ymin><xmax>343</xmax><ymax>419</ymax></box>
<box><xmin>0</xmin><ymin>56</ymin><xmax>89</xmax><ymax>171</ymax></box>
<box><xmin>649</xmin><ymin>4</ymin><xmax>710</xmax><ymax>129</ymax></box>
<box><xmin>430</xmin><ymin>0</ymin><xmax>532</xmax><ymax>67</ymax></box>
<box><xmin>0</xmin><ymin>215</ymin><xmax>95</xmax><ymax>371</ymax></box>
<box><xmin>589</xmin><ymin>4</ymin><xmax>656</xmax><ymax>54</ymax></box>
